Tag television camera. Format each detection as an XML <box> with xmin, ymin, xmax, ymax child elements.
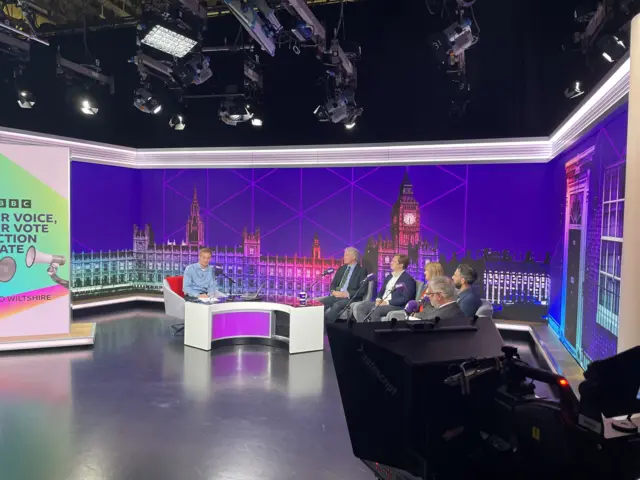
<box><xmin>326</xmin><ymin>318</ymin><xmax>640</xmax><ymax>480</ymax></box>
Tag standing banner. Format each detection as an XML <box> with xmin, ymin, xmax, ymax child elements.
<box><xmin>0</xmin><ymin>144</ymin><xmax>70</xmax><ymax>337</ymax></box>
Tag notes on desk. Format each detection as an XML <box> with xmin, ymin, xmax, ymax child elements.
<box><xmin>200</xmin><ymin>297</ymin><xmax>219</xmax><ymax>304</ymax></box>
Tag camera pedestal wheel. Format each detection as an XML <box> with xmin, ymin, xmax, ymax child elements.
<box><xmin>611</xmin><ymin>416</ymin><xmax>639</xmax><ymax>434</ymax></box>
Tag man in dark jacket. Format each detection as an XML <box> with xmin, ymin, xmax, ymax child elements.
<box><xmin>318</xmin><ymin>247</ymin><xmax>369</xmax><ymax>323</ymax></box>
<box><xmin>453</xmin><ymin>263</ymin><xmax>483</xmax><ymax>317</ymax></box>
<box><xmin>411</xmin><ymin>276</ymin><xmax>466</xmax><ymax>321</ymax></box>
<box><xmin>353</xmin><ymin>254</ymin><xmax>417</xmax><ymax>322</ymax></box>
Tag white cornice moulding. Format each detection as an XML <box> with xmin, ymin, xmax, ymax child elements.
<box><xmin>134</xmin><ymin>138</ymin><xmax>552</xmax><ymax>168</ymax></box>
<box><xmin>550</xmin><ymin>55</ymin><xmax>630</xmax><ymax>157</ymax></box>
<box><xmin>0</xmin><ymin>56</ymin><xmax>629</xmax><ymax>169</ymax></box>
<box><xmin>0</xmin><ymin>125</ymin><xmax>136</xmax><ymax>166</ymax></box>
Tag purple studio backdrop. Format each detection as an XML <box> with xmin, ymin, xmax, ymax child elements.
<box><xmin>70</xmin><ymin>162</ymin><xmax>553</xmax><ymax>321</ymax></box>
<box><xmin>547</xmin><ymin>103</ymin><xmax>628</xmax><ymax>368</ymax></box>
<box><xmin>68</xmin><ymin>102</ymin><xmax>629</xmax><ymax>368</ymax></box>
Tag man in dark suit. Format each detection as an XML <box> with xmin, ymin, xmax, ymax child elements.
<box><xmin>353</xmin><ymin>254</ymin><xmax>417</xmax><ymax>322</ymax></box>
<box><xmin>453</xmin><ymin>263</ymin><xmax>483</xmax><ymax>317</ymax></box>
<box><xmin>411</xmin><ymin>276</ymin><xmax>466</xmax><ymax>321</ymax></box>
<box><xmin>318</xmin><ymin>247</ymin><xmax>369</xmax><ymax>323</ymax></box>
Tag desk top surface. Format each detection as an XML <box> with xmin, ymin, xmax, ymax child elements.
<box><xmin>194</xmin><ymin>295</ymin><xmax>324</xmax><ymax>309</ymax></box>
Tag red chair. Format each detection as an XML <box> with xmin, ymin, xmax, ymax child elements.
<box><xmin>163</xmin><ymin>276</ymin><xmax>185</xmax><ymax>335</ymax></box>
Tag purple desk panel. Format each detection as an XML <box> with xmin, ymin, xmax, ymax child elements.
<box><xmin>212</xmin><ymin>312</ymin><xmax>271</xmax><ymax>340</ymax></box>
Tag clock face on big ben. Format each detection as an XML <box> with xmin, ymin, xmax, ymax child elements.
<box><xmin>403</xmin><ymin>212</ymin><xmax>417</xmax><ymax>225</ymax></box>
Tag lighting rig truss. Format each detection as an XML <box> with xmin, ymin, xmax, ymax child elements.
<box><xmin>223</xmin><ymin>0</ymin><xmax>361</xmax><ymax>126</ymax></box>
<box><xmin>56</xmin><ymin>54</ymin><xmax>116</xmax><ymax>95</ymax></box>
<box><xmin>132</xmin><ymin>0</ymin><xmax>212</xmax><ymax>117</ymax></box>
<box><xmin>56</xmin><ymin>52</ymin><xmax>116</xmax><ymax>115</ymax></box>
<box><xmin>224</xmin><ymin>0</ymin><xmax>355</xmax><ymax>73</ymax></box>
<box><xmin>0</xmin><ymin>10</ymin><xmax>36</xmax><ymax>109</ymax></box>
<box><xmin>426</xmin><ymin>0</ymin><xmax>480</xmax><ymax>115</ymax></box>
<box><xmin>0</xmin><ymin>24</ymin><xmax>30</xmax><ymax>61</ymax></box>
<box><xmin>0</xmin><ymin>0</ymin><xmax>49</xmax><ymax>46</ymax></box>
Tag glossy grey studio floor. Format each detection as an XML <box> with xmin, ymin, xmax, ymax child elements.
<box><xmin>0</xmin><ymin>308</ymin><xmax>373</xmax><ymax>480</ymax></box>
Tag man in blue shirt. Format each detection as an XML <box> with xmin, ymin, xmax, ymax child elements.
<box><xmin>183</xmin><ymin>248</ymin><xmax>220</xmax><ymax>301</ymax></box>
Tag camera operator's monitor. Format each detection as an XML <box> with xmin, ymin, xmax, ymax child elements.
<box><xmin>326</xmin><ymin>318</ymin><xmax>504</xmax><ymax>478</ymax></box>
<box><xmin>580</xmin><ymin>345</ymin><xmax>640</xmax><ymax>418</ymax></box>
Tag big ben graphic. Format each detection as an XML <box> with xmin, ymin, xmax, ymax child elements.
<box><xmin>391</xmin><ymin>172</ymin><xmax>420</xmax><ymax>249</ymax></box>
<box><xmin>364</xmin><ymin>171</ymin><xmax>438</xmax><ymax>285</ymax></box>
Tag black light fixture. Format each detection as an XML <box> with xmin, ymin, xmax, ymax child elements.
<box><xmin>138</xmin><ymin>5</ymin><xmax>203</xmax><ymax>60</ymax></box>
<box><xmin>79</xmin><ymin>95</ymin><xmax>99</xmax><ymax>115</ymax></box>
<box><xmin>133</xmin><ymin>88</ymin><xmax>162</xmax><ymax>114</ymax></box>
<box><xmin>598</xmin><ymin>34</ymin><xmax>627</xmax><ymax>63</ymax></box>
<box><xmin>169</xmin><ymin>114</ymin><xmax>186</xmax><ymax>130</ymax></box>
<box><xmin>13</xmin><ymin>65</ymin><xmax>35</xmax><ymax>109</ymax></box>
<box><xmin>17</xmin><ymin>90</ymin><xmax>36</xmax><ymax>109</ymax></box>
<box><xmin>564</xmin><ymin>81</ymin><xmax>585</xmax><ymax>100</ymax></box>
<box><xmin>218</xmin><ymin>99</ymin><xmax>254</xmax><ymax>126</ymax></box>
<box><xmin>314</xmin><ymin>87</ymin><xmax>363</xmax><ymax>127</ymax></box>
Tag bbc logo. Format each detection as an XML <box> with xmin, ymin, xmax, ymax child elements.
<box><xmin>0</xmin><ymin>199</ymin><xmax>31</xmax><ymax>209</ymax></box>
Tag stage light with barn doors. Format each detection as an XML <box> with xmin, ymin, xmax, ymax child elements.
<box><xmin>140</xmin><ymin>25</ymin><xmax>197</xmax><ymax>59</ymax></box>
<box><xmin>133</xmin><ymin>88</ymin><xmax>162</xmax><ymax>114</ymax></box>
<box><xmin>17</xmin><ymin>90</ymin><xmax>35</xmax><ymax>109</ymax></box>
<box><xmin>598</xmin><ymin>34</ymin><xmax>627</xmax><ymax>63</ymax></box>
<box><xmin>169</xmin><ymin>114</ymin><xmax>186</xmax><ymax>130</ymax></box>
<box><xmin>80</xmin><ymin>98</ymin><xmax>99</xmax><ymax>115</ymax></box>
<box><xmin>564</xmin><ymin>81</ymin><xmax>585</xmax><ymax>100</ymax></box>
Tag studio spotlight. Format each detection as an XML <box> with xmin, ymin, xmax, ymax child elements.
<box><xmin>80</xmin><ymin>98</ymin><xmax>99</xmax><ymax>115</ymax></box>
<box><xmin>598</xmin><ymin>34</ymin><xmax>627</xmax><ymax>63</ymax></box>
<box><xmin>140</xmin><ymin>25</ymin><xmax>198</xmax><ymax>59</ymax></box>
<box><xmin>169</xmin><ymin>114</ymin><xmax>186</xmax><ymax>131</ymax></box>
<box><xmin>315</xmin><ymin>87</ymin><xmax>363</xmax><ymax>127</ymax></box>
<box><xmin>133</xmin><ymin>88</ymin><xmax>162</xmax><ymax>114</ymax></box>
<box><xmin>17</xmin><ymin>90</ymin><xmax>35</xmax><ymax>109</ymax></box>
<box><xmin>219</xmin><ymin>100</ymin><xmax>253</xmax><ymax>126</ymax></box>
<box><xmin>564</xmin><ymin>81</ymin><xmax>585</xmax><ymax>99</ymax></box>
<box><xmin>251</xmin><ymin>117</ymin><xmax>263</xmax><ymax>127</ymax></box>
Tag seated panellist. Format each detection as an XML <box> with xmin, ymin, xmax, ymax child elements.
<box><xmin>410</xmin><ymin>276</ymin><xmax>466</xmax><ymax>321</ymax></box>
<box><xmin>318</xmin><ymin>247</ymin><xmax>369</xmax><ymax>323</ymax></box>
<box><xmin>353</xmin><ymin>254</ymin><xmax>417</xmax><ymax>323</ymax></box>
<box><xmin>452</xmin><ymin>263</ymin><xmax>483</xmax><ymax>317</ymax></box>
<box><xmin>182</xmin><ymin>247</ymin><xmax>220</xmax><ymax>302</ymax></box>
<box><xmin>386</xmin><ymin>260</ymin><xmax>444</xmax><ymax>323</ymax></box>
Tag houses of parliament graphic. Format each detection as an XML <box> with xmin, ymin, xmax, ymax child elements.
<box><xmin>71</xmin><ymin>174</ymin><xmax>551</xmax><ymax>318</ymax></box>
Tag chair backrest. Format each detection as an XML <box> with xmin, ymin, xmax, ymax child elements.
<box><xmin>363</xmin><ymin>280</ymin><xmax>376</xmax><ymax>302</ymax></box>
<box><xmin>163</xmin><ymin>276</ymin><xmax>186</xmax><ymax>320</ymax></box>
<box><xmin>165</xmin><ymin>276</ymin><xmax>185</xmax><ymax>298</ymax></box>
<box><xmin>476</xmin><ymin>299</ymin><xmax>494</xmax><ymax>319</ymax></box>
<box><xmin>415</xmin><ymin>281</ymin><xmax>425</xmax><ymax>301</ymax></box>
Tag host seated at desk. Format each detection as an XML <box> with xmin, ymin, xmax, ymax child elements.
<box><xmin>183</xmin><ymin>247</ymin><xmax>220</xmax><ymax>301</ymax></box>
<box><xmin>318</xmin><ymin>247</ymin><xmax>369</xmax><ymax>323</ymax></box>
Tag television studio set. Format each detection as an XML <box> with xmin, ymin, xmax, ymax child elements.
<box><xmin>0</xmin><ymin>0</ymin><xmax>639</xmax><ymax>479</ymax></box>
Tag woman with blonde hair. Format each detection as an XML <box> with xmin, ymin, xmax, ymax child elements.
<box><xmin>424</xmin><ymin>261</ymin><xmax>444</xmax><ymax>283</ymax></box>
<box><xmin>417</xmin><ymin>261</ymin><xmax>444</xmax><ymax>315</ymax></box>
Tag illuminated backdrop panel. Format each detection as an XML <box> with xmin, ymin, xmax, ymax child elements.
<box><xmin>70</xmin><ymin>162</ymin><xmax>554</xmax><ymax>321</ymax></box>
<box><xmin>548</xmin><ymin>103</ymin><xmax>628</xmax><ymax>367</ymax></box>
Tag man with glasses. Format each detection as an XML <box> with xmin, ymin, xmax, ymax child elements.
<box><xmin>410</xmin><ymin>276</ymin><xmax>465</xmax><ymax>321</ymax></box>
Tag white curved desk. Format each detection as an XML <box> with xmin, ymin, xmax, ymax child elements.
<box><xmin>184</xmin><ymin>296</ymin><xmax>325</xmax><ymax>354</ymax></box>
